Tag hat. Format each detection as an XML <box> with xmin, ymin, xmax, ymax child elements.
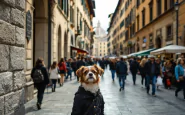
<box><xmin>148</xmin><ymin>55</ymin><xmax>155</xmax><ymax>58</ymax></box>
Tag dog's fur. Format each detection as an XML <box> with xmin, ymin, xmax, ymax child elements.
<box><xmin>76</xmin><ymin>65</ymin><xmax>104</xmax><ymax>94</ymax></box>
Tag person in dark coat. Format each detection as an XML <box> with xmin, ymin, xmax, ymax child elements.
<box><xmin>31</xmin><ymin>58</ymin><xmax>49</xmax><ymax>110</ymax></box>
<box><xmin>116</xmin><ymin>57</ymin><xmax>128</xmax><ymax>91</ymax></box>
<box><xmin>76</xmin><ymin>57</ymin><xmax>86</xmax><ymax>81</ymax></box>
<box><xmin>139</xmin><ymin>58</ymin><xmax>147</xmax><ymax>87</ymax></box>
<box><xmin>109</xmin><ymin>59</ymin><xmax>117</xmax><ymax>81</ymax></box>
<box><xmin>130</xmin><ymin>57</ymin><xmax>139</xmax><ymax>85</ymax></box>
<box><xmin>71</xmin><ymin>59</ymin><xmax>77</xmax><ymax>77</ymax></box>
<box><xmin>144</xmin><ymin>55</ymin><xmax>160</xmax><ymax>96</ymax></box>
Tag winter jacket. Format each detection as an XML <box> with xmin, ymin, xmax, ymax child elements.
<box><xmin>77</xmin><ymin>60</ymin><xmax>86</xmax><ymax>69</ymax></box>
<box><xmin>71</xmin><ymin>61</ymin><xmax>77</xmax><ymax>70</ymax></box>
<box><xmin>139</xmin><ymin>65</ymin><xmax>146</xmax><ymax>75</ymax></box>
<box><xmin>99</xmin><ymin>60</ymin><xmax>105</xmax><ymax>69</ymax></box>
<box><xmin>71</xmin><ymin>86</ymin><xmax>104</xmax><ymax>115</ymax></box>
<box><xmin>144</xmin><ymin>60</ymin><xmax>160</xmax><ymax>77</ymax></box>
<box><xmin>49</xmin><ymin>67</ymin><xmax>59</xmax><ymax>79</ymax></box>
<box><xmin>116</xmin><ymin>61</ymin><xmax>127</xmax><ymax>75</ymax></box>
<box><xmin>109</xmin><ymin>62</ymin><xmax>116</xmax><ymax>70</ymax></box>
<box><xmin>130</xmin><ymin>60</ymin><xmax>139</xmax><ymax>74</ymax></box>
<box><xmin>31</xmin><ymin>65</ymin><xmax>49</xmax><ymax>85</ymax></box>
<box><xmin>175</xmin><ymin>64</ymin><xmax>184</xmax><ymax>80</ymax></box>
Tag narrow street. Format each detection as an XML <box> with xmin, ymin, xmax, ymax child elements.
<box><xmin>25</xmin><ymin>67</ymin><xmax>185</xmax><ymax>115</ymax></box>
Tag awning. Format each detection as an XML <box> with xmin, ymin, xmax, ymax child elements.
<box><xmin>71</xmin><ymin>46</ymin><xmax>89</xmax><ymax>54</ymax></box>
<box><xmin>135</xmin><ymin>48</ymin><xmax>156</xmax><ymax>56</ymax></box>
<box><xmin>128</xmin><ymin>48</ymin><xmax>156</xmax><ymax>57</ymax></box>
<box><xmin>150</xmin><ymin>45</ymin><xmax>185</xmax><ymax>55</ymax></box>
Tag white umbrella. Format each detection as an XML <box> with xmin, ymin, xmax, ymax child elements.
<box><xmin>150</xmin><ymin>45</ymin><xmax>185</xmax><ymax>55</ymax></box>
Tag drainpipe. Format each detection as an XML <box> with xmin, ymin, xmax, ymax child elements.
<box><xmin>48</xmin><ymin>0</ymin><xmax>52</xmax><ymax>69</ymax></box>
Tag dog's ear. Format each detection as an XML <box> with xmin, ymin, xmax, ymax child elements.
<box><xmin>93</xmin><ymin>64</ymin><xmax>104</xmax><ymax>76</ymax></box>
<box><xmin>76</xmin><ymin>66</ymin><xmax>85</xmax><ymax>78</ymax></box>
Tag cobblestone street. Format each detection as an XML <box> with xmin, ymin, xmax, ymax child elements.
<box><xmin>25</xmin><ymin>67</ymin><xmax>185</xmax><ymax>115</ymax></box>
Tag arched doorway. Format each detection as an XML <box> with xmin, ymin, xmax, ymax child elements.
<box><xmin>64</xmin><ymin>31</ymin><xmax>68</xmax><ymax>59</ymax></box>
<box><xmin>33</xmin><ymin>0</ymin><xmax>48</xmax><ymax>66</ymax></box>
<box><xmin>58</xmin><ymin>26</ymin><xmax>62</xmax><ymax>61</ymax></box>
<box><xmin>156</xmin><ymin>37</ymin><xmax>162</xmax><ymax>48</ymax></box>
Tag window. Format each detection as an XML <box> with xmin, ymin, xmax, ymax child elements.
<box><xmin>136</xmin><ymin>0</ymin><xmax>140</xmax><ymax>8</ymax></box>
<box><xmin>149</xmin><ymin>1</ymin><xmax>153</xmax><ymax>22</ymax></box>
<box><xmin>58</xmin><ymin>0</ymin><xmax>63</xmax><ymax>9</ymax></box>
<box><xmin>164</xmin><ymin>0</ymin><xmax>168</xmax><ymax>11</ymax></box>
<box><xmin>166</xmin><ymin>25</ymin><xmax>173</xmax><ymax>40</ymax></box>
<box><xmin>142</xmin><ymin>8</ymin><xmax>145</xmax><ymax>27</ymax></box>
<box><xmin>149</xmin><ymin>34</ymin><xmax>153</xmax><ymax>43</ymax></box>
<box><xmin>143</xmin><ymin>37</ymin><xmax>146</xmax><ymax>43</ymax></box>
<box><xmin>157</xmin><ymin>0</ymin><xmax>162</xmax><ymax>16</ymax></box>
<box><xmin>170</xmin><ymin>0</ymin><xmax>174</xmax><ymax>8</ymax></box>
<box><xmin>137</xmin><ymin>15</ymin><xmax>140</xmax><ymax>31</ymax></box>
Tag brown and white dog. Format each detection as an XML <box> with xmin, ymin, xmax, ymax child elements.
<box><xmin>76</xmin><ymin>64</ymin><xmax>104</xmax><ymax>94</ymax></box>
<box><xmin>71</xmin><ymin>65</ymin><xmax>105</xmax><ymax>115</ymax></box>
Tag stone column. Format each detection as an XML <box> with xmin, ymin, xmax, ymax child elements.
<box><xmin>0</xmin><ymin>0</ymin><xmax>26</xmax><ymax>114</ymax></box>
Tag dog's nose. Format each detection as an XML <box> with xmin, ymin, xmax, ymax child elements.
<box><xmin>89</xmin><ymin>73</ymin><xmax>93</xmax><ymax>76</ymax></box>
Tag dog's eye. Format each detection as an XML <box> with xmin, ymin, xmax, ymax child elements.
<box><xmin>84</xmin><ymin>71</ymin><xmax>88</xmax><ymax>74</ymax></box>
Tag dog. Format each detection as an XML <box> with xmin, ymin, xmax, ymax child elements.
<box><xmin>71</xmin><ymin>65</ymin><xmax>105</xmax><ymax>115</ymax></box>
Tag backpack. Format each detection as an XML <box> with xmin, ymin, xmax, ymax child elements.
<box><xmin>32</xmin><ymin>69</ymin><xmax>44</xmax><ymax>83</ymax></box>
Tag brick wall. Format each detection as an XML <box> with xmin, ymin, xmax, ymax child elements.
<box><xmin>0</xmin><ymin>0</ymin><xmax>26</xmax><ymax>114</ymax></box>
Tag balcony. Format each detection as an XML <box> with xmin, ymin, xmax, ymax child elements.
<box><xmin>166</xmin><ymin>35</ymin><xmax>173</xmax><ymax>41</ymax></box>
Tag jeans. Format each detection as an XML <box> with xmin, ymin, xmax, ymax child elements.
<box><xmin>132</xmin><ymin>73</ymin><xmax>137</xmax><ymax>84</ymax></box>
<box><xmin>119</xmin><ymin>75</ymin><xmax>126</xmax><ymax>89</ymax></box>
<box><xmin>111</xmin><ymin>70</ymin><xmax>116</xmax><ymax>80</ymax></box>
<box><xmin>146</xmin><ymin>76</ymin><xmax>157</xmax><ymax>95</ymax></box>
<box><xmin>51</xmin><ymin>79</ymin><xmax>57</xmax><ymax>90</ymax></box>
<box><xmin>35</xmin><ymin>83</ymin><xmax>46</xmax><ymax>104</ymax></box>
<box><xmin>66</xmin><ymin>70</ymin><xmax>72</xmax><ymax>79</ymax></box>
<box><xmin>175</xmin><ymin>80</ymin><xmax>185</xmax><ymax>98</ymax></box>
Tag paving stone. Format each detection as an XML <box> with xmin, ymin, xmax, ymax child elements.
<box><xmin>0</xmin><ymin>20</ymin><xmax>15</xmax><ymax>45</ymax></box>
<box><xmin>0</xmin><ymin>72</ymin><xmax>13</xmax><ymax>95</ymax></box>
<box><xmin>10</xmin><ymin>46</ymin><xmax>25</xmax><ymax>70</ymax></box>
<box><xmin>0</xmin><ymin>44</ymin><xmax>9</xmax><ymax>72</ymax></box>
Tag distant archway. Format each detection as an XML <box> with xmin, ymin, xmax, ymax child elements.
<box><xmin>58</xmin><ymin>25</ymin><xmax>62</xmax><ymax>61</ymax></box>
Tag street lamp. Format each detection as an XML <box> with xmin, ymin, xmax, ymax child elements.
<box><xmin>175</xmin><ymin>1</ymin><xmax>179</xmax><ymax>45</ymax></box>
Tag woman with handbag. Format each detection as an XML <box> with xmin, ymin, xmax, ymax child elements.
<box><xmin>49</xmin><ymin>61</ymin><xmax>59</xmax><ymax>92</ymax></box>
<box><xmin>58</xmin><ymin>58</ymin><xmax>67</xmax><ymax>86</ymax></box>
<box><xmin>175</xmin><ymin>58</ymin><xmax>185</xmax><ymax>100</ymax></box>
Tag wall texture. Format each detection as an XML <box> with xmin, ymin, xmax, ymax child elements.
<box><xmin>0</xmin><ymin>0</ymin><xmax>26</xmax><ymax>114</ymax></box>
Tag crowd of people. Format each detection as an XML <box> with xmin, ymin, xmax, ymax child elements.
<box><xmin>30</xmin><ymin>55</ymin><xmax>185</xmax><ymax>110</ymax></box>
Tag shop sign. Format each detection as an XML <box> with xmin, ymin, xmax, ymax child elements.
<box><xmin>26</xmin><ymin>11</ymin><xmax>32</xmax><ymax>40</ymax></box>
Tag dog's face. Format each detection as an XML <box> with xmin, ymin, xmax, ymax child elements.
<box><xmin>76</xmin><ymin>65</ymin><xmax>104</xmax><ymax>84</ymax></box>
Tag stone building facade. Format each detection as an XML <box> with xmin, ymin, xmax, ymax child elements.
<box><xmin>108</xmin><ymin>0</ymin><xmax>185</xmax><ymax>56</ymax></box>
<box><xmin>0</xmin><ymin>0</ymin><xmax>26</xmax><ymax>114</ymax></box>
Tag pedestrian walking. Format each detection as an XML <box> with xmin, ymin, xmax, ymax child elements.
<box><xmin>175</xmin><ymin>58</ymin><xmax>185</xmax><ymax>100</ymax></box>
<box><xmin>116</xmin><ymin>57</ymin><xmax>128</xmax><ymax>91</ymax></box>
<box><xmin>66</xmin><ymin>58</ymin><xmax>73</xmax><ymax>80</ymax></box>
<box><xmin>31</xmin><ymin>58</ymin><xmax>49</xmax><ymax>110</ymax></box>
<box><xmin>76</xmin><ymin>57</ymin><xmax>86</xmax><ymax>81</ymax></box>
<box><xmin>109</xmin><ymin>58</ymin><xmax>117</xmax><ymax>81</ymax></box>
<box><xmin>49</xmin><ymin>61</ymin><xmax>59</xmax><ymax>92</ymax></box>
<box><xmin>71</xmin><ymin>59</ymin><xmax>77</xmax><ymax>77</ymax></box>
<box><xmin>139</xmin><ymin>58</ymin><xmax>147</xmax><ymax>87</ymax></box>
<box><xmin>144</xmin><ymin>55</ymin><xmax>160</xmax><ymax>96</ymax></box>
<box><xmin>58</xmin><ymin>58</ymin><xmax>67</xmax><ymax>86</ymax></box>
<box><xmin>130</xmin><ymin>57</ymin><xmax>139</xmax><ymax>85</ymax></box>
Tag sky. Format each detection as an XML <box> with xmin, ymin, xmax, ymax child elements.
<box><xmin>93</xmin><ymin>0</ymin><xmax>119</xmax><ymax>31</ymax></box>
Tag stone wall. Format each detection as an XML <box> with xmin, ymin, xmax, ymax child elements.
<box><xmin>0</xmin><ymin>0</ymin><xmax>25</xmax><ymax>115</ymax></box>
